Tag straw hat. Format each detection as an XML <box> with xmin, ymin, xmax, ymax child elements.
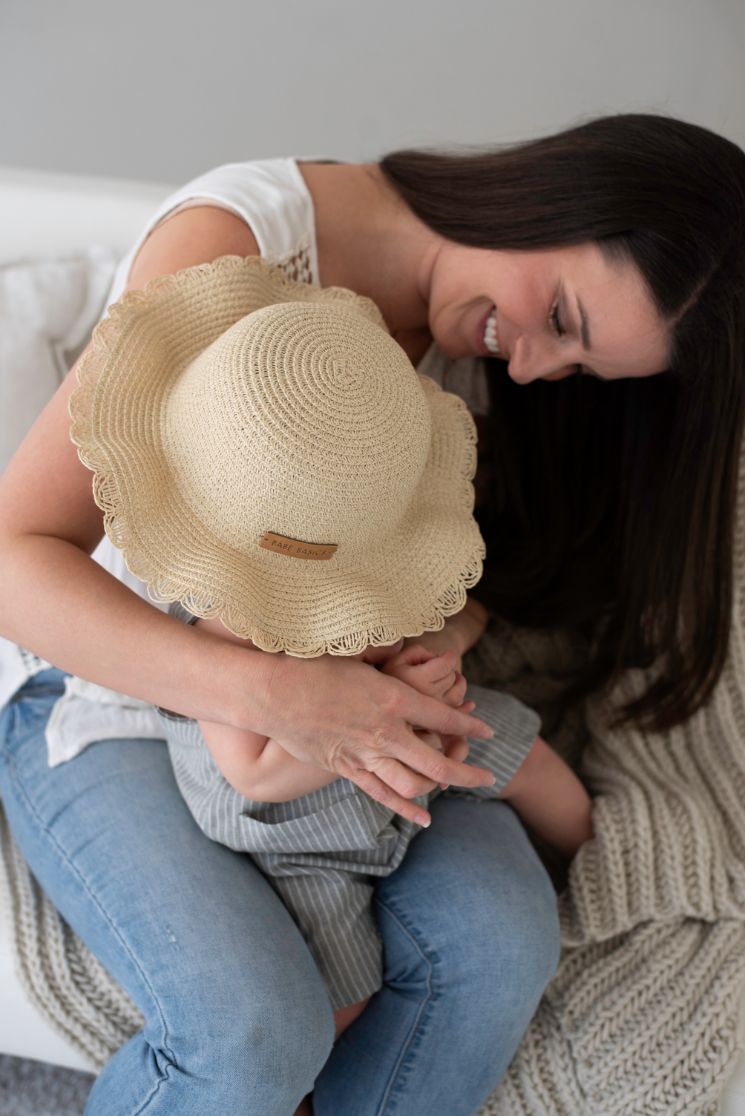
<box><xmin>69</xmin><ymin>255</ymin><xmax>485</xmax><ymax>657</ymax></box>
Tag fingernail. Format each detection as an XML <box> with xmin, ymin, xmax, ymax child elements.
<box><xmin>439</xmin><ymin>783</ymin><xmax>449</xmax><ymax>790</ymax></box>
<box><xmin>417</xmin><ymin>813</ymin><xmax>431</xmax><ymax>827</ymax></box>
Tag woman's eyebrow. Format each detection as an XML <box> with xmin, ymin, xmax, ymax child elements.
<box><xmin>575</xmin><ymin>293</ymin><xmax>592</xmax><ymax>350</ymax></box>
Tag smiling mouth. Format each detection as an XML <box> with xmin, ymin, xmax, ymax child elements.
<box><xmin>483</xmin><ymin>306</ymin><xmax>500</xmax><ymax>355</ymax></box>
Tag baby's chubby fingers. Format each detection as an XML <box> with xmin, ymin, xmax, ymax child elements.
<box><xmin>411</xmin><ymin>652</ymin><xmax>459</xmax><ymax>685</ymax></box>
<box><xmin>383</xmin><ymin>643</ymin><xmax>440</xmax><ymax>669</ymax></box>
<box><xmin>384</xmin><ymin>650</ymin><xmax>460</xmax><ymax>698</ymax></box>
<box><xmin>443</xmin><ymin>671</ymin><xmax>468</xmax><ymax>708</ymax></box>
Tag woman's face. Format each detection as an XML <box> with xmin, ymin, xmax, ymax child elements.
<box><xmin>426</xmin><ymin>241</ymin><xmax>671</xmax><ymax>382</ymax></box>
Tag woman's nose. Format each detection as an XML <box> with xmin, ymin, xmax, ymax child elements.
<box><xmin>507</xmin><ymin>336</ymin><xmax>577</xmax><ymax>383</ymax></box>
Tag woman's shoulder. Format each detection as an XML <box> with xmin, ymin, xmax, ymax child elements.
<box><xmin>124</xmin><ymin>203</ymin><xmax>261</xmax><ymax>294</ymax></box>
<box><xmin>125</xmin><ymin>157</ymin><xmax>321</xmax><ymax>293</ymax></box>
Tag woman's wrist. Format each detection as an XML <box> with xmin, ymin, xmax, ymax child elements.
<box><xmin>189</xmin><ymin>624</ymin><xmax>279</xmax><ymax>733</ymax></box>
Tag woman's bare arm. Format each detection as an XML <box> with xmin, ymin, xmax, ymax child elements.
<box><xmin>0</xmin><ymin>207</ymin><xmax>495</xmax><ymax>825</ymax></box>
<box><xmin>0</xmin><ymin>207</ymin><xmax>270</xmax><ymax>724</ymax></box>
<box><xmin>194</xmin><ymin>618</ymin><xmax>342</xmax><ymax>801</ymax></box>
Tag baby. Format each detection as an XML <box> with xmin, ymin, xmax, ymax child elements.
<box><xmin>184</xmin><ymin>605</ymin><xmax>592</xmax><ymax>1040</ymax></box>
<box><xmin>141</xmin><ymin>281</ymin><xmax>593</xmax><ymax>1046</ymax></box>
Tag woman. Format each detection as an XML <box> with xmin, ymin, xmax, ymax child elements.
<box><xmin>1</xmin><ymin>112</ymin><xmax>744</xmax><ymax>1115</ymax></box>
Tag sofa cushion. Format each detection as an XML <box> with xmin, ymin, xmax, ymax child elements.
<box><xmin>0</xmin><ymin>246</ymin><xmax>117</xmax><ymax>473</ymax></box>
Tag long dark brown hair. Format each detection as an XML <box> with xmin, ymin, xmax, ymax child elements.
<box><xmin>380</xmin><ymin>114</ymin><xmax>745</xmax><ymax>732</ymax></box>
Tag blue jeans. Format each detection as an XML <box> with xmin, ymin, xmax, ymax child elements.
<box><xmin>0</xmin><ymin>667</ymin><xmax>560</xmax><ymax>1116</ymax></box>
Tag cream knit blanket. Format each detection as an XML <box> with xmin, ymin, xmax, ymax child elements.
<box><xmin>3</xmin><ymin>485</ymin><xmax>745</xmax><ymax>1111</ymax></box>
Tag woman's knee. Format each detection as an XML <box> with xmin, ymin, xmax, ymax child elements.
<box><xmin>113</xmin><ymin>969</ymin><xmax>332</xmax><ymax>1113</ymax></box>
<box><xmin>209</xmin><ymin>995</ymin><xmax>333</xmax><ymax>1086</ymax></box>
<box><xmin>377</xmin><ymin>798</ymin><xmax>561</xmax><ymax>1022</ymax></box>
<box><xmin>138</xmin><ymin>979</ymin><xmax>335</xmax><ymax>1111</ymax></box>
<box><xmin>451</xmin><ymin>830</ymin><xmax>560</xmax><ymax>1013</ymax></box>
<box><xmin>437</xmin><ymin>879</ymin><xmax>558</xmax><ymax>1011</ymax></box>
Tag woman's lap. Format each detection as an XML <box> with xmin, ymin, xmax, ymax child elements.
<box><xmin>0</xmin><ymin>669</ymin><xmax>334</xmax><ymax>1114</ymax></box>
<box><xmin>0</xmin><ymin>668</ymin><xmax>560</xmax><ymax>1115</ymax></box>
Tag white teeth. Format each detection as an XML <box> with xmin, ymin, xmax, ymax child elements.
<box><xmin>483</xmin><ymin>306</ymin><xmax>500</xmax><ymax>355</ymax></box>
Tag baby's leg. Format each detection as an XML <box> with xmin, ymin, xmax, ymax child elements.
<box><xmin>334</xmin><ymin>996</ymin><xmax>371</xmax><ymax>1038</ymax></box>
<box><xmin>292</xmin><ymin>998</ymin><xmax>371</xmax><ymax>1115</ymax></box>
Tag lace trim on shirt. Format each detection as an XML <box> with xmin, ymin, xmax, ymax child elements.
<box><xmin>154</xmin><ymin>202</ymin><xmax>315</xmax><ymax>287</ymax></box>
<box><xmin>268</xmin><ymin>235</ymin><xmax>313</xmax><ymax>285</ymax></box>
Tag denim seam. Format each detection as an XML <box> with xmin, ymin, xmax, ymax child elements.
<box><xmin>2</xmin><ymin>729</ymin><xmax>176</xmax><ymax>1112</ymax></box>
<box><xmin>371</xmin><ymin>894</ymin><xmax>443</xmax><ymax>1116</ymax></box>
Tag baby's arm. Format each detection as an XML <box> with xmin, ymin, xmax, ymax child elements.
<box><xmin>194</xmin><ymin>617</ymin><xmax>340</xmax><ymax>801</ymax></box>
<box><xmin>401</xmin><ymin>597</ymin><xmax>489</xmax><ymax>665</ymax></box>
<box><xmin>499</xmin><ymin>737</ymin><xmax>594</xmax><ymax>858</ymax></box>
<box><xmin>383</xmin><ymin>644</ymin><xmax>593</xmax><ymax>857</ymax></box>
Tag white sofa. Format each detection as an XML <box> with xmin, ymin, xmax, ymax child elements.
<box><xmin>1</xmin><ymin>163</ymin><xmax>745</xmax><ymax>1113</ymax></box>
<box><xmin>0</xmin><ymin>165</ymin><xmax>172</xmax><ymax>1076</ymax></box>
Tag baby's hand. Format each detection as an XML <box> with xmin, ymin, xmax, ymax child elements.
<box><xmin>381</xmin><ymin>644</ymin><xmax>468</xmax><ymax>709</ymax></box>
<box><xmin>382</xmin><ymin>645</ymin><xmax>475</xmax><ymax>789</ymax></box>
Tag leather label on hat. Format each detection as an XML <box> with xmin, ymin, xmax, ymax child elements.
<box><xmin>259</xmin><ymin>531</ymin><xmax>338</xmax><ymax>561</ymax></box>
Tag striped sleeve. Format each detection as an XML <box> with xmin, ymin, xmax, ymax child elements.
<box><xmin>464</xmin><ymin>684</ymin><xmax>540</xmax><ymax>796</ymax></box>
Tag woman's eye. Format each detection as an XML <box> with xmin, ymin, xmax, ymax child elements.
<box><xmin>549</xmin><ymin>301</ymin><xmax>565</xmax><ymax>337</ymax></box>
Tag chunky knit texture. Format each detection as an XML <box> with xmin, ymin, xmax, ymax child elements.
<box><xmin>4</xmin><ymin>448</ymin><xmax>745</xmax><ymax>1109</ymax></box>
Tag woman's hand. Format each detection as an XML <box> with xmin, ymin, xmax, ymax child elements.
<box><xmin>247</xmin><ymin>652</ymin><xmax>496</xmax><ymax>826</ymax></box>
<box><xmin>396</xmin><ymin>601</ymin><xmax>490</xmax><ymax>771</ymax></box>
<box><xmin>380</xmin><ymin>643</ymin><xmax>472</xmax><ymax>778</ymax></box>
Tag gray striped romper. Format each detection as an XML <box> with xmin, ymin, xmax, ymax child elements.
<box><xmin>158</xmin><ymin>603</ymin><xmax>540</xmax><ymax>1011</ymax></box>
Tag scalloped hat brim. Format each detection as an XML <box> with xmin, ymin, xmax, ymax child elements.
<box><xmin>69</xmin><ymin>255</ymin><xmax>485</xmax><ymax>656</ymax></box>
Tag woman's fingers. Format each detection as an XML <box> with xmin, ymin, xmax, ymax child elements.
<box><xmin>430</xmin><ymin>733</ymin><xmax>470</xmax><ymax>787</ymax></box>
<box><xmin>375</xmin><ymin>727</ymin><xmax>495</xmax><ymax>793</ymax></box>
<box><xmin>261</xmin><ymin>655</ymin><xmax>493</xmax><ymax>817</ymax></box>
<box><xmin>402</xmin><ymin>688</ymin><xmax>494</xmax><ymax>748</ymax></box>
<box><xmin>443</xmin><ymin>671</ymin><xmax>468</xmax><ymax>707</ymax></box>
<box><xmin>341</xmin><ymin>765</ymin><xmax>433</xmax><ymax>827</ymax></box>
<box><xmin>336</xmin><ymin>721</ymin><xmax>491</xmax><ymax>816</ymax></box>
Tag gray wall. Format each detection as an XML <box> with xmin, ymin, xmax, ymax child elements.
<box><xmin>1</xmin><ymin>0</ymin><xmax>744</xmax><ymax>185</ymax></box>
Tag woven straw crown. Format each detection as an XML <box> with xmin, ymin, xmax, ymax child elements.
<box><xmin>69</xmin><ymin>255</ymin><xmax>485</xmax><ymax>656</ymax></box>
